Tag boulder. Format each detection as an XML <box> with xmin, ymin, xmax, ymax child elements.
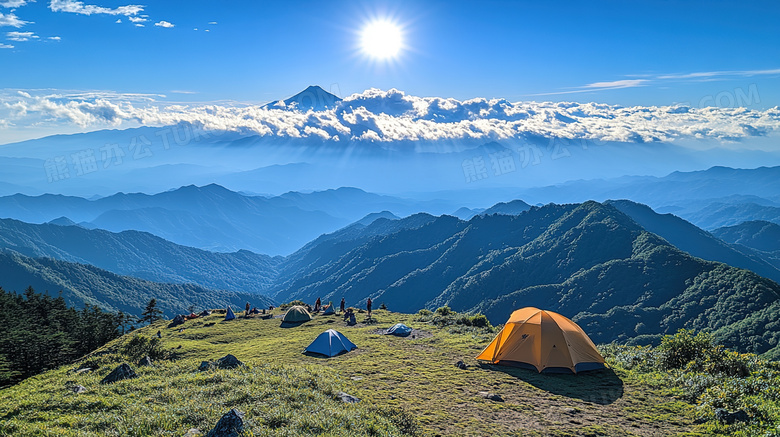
<box><xmin>100</xmin><ymin>363</ymin><xmax>137</xmax><ymax>384</ymax></box>
<box><xmin>183</xmin><ymin>428</ymin><xmax>202</xmax><ymax>437</ymax></box>
<box><xmin>70</xmin><ymin>384</ymin><xmax>87</xmax><ymax>394</ymax></box>
<box><xmin>715</xmin><ymin>408</ymin><xmax>749</xmax><ymax>424</ymax></box>
<box><xmin>198</xmin><ymin>355</ymin><xmax>244</xmax><ymax>371</ymax></box>
<box><xmin>215</xmin><ymin>354</ymin><xmax>244</xmax><ymax>369</ymax></box>
<box><xmin>478</xmin><ymin>391</ymin><xmax>504</xmax><ymax>402</ymax></box>
<box><xmin>336</xmin><ymin>391</ymin><xmax>360</xmax><ymax>403</ymax></box>
<box><xmin>206</xmin><ymin>409</ymin><xmax>245</xmax><ymax>437</ymax></box>
<box><xmin>138</xmin><ymin>356</ymin><xmax>153</xmax><ymax>366</ymax></box>
<box><xmin>169</xmin><ymin>314</ymin><xmax>186</xmax><ymax>328</ymax></box>
<box><xmin>455</xmin><ymin>360</ymin><xmax>468</xmax><ymax>370</ymax></box>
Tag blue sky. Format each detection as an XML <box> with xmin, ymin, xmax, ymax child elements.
<box><xmin>2</xmin><ymin>0</ymin><xmax>778</xmax><ymax>104</ymax></box>
<box><xmin>0</xmin><ymin>0</ymin><xmax>779</xmax><ymax>143</ymax></box>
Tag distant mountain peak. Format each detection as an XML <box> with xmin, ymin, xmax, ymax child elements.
<box><xmin>264</xmin><ymin>85</ymin><xmax>342</xmax><ymax>111</ymax></box>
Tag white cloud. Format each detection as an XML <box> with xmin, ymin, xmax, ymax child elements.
<box><xmin>2</xmin><ymin>88</ymin><xmax>779</xmax><ymax>145</ymax></box>
<box><xmin>539</xmin><ymin>68</ymin><xmax>780</xmax><ymax>96</ymax></box>
<box><xmin>49</xmin><ymin>0</ymin><xmax>143</xmax><ymax>16</ymax></box>
<box><xmin>114</xmin><ymin>18</ymin><xmax>120</xmax><ymax>23</ymax></box>
<box><xmin>134</xmin><ymin>23</ymin><xmax>142</xmax><ymax>27</ymax></box>
<box><xmin>48</xmin><ymin>35</ymin><xmax>60</xmax><ymax>40</ymax></box>
<box><xmin>128</xmin><ymin>15</ymin><xmax>144</xmax><ymax>23</ymax></box>
<box><xmin>658</xmin><ymin>68</ymin><xmax>780</xmax><ymax>80</ymax></box>
<box><xmin>154</xmin><ymin>20</ymin><xmax>173</xmax><ymax>28</ymax></box>
<box><xmin>0</xmin><ymin>42</ymin><xmax>12</xmax><ymax>48</ymax></box>
<box><xmin>0</xmin><ymin>12</ymin><xmax>29</xmax><ymax>26</ymax></box>
<box><xmin>6</xmin><ymin>30</ymin><xmax>37</xmax><ymax>40</ymax></box>
<box><xmin>208</xmin><ymin>21</ymin><xmax>216</xmax><ymax>25</ymax></box>
<box><xmin>0</xmin><ymin>0</ymin><xmax>33</xmax><ymax>7</ymax></box>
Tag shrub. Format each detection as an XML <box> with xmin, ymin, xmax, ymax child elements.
<box><xmin>279</xmin><ymin>300</ymin><xmax>306</xmax><ymax>310</ymax></box>
<box><xmin>120</xmin><ymin>335</ymin><xmax>169</xmax><ymax>361</ymax></box>
<box><xmin>657</xmin><ymin>329</ymin><xmax>714</xmax><ymax>371</ymax></box>
<box><xmin>435</xmin><ymin>306</ymin><xmax>452</xmax><ymax>316</ymax></box>
<box><xmin>379</xmin><ymin>302</ymin><xmax>388</xmax><ymax>310</ymax></box>
<box><xmin>457</xmin><ymin>313</ymin><xmax>490</xmax><ymax>328</ymax></box>
<box><xmin>417</xmin><ymin>309</ymin><xmax>432</xmax><ymax>317</ymax></box>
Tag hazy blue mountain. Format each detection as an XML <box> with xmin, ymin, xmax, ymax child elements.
<box><xmin>515</xmin><ymin>166</ymin><xmax>780</xmax><ymax>209</ymax></box>
<box><xmin>450</xmin><ymin>207</ymin><xmax>482</xmax><ymax>220</ymax></box>
<box><xmin>0</xmin><ymin>184</ymin><xmax>349</xmax><ymax>255</ymax></box>
<box><xmin>480</xmin><ymin>199</ymin><xmax>532</xmax><ymax>216</ymax></box>
<box><xmin>356</xmin><ymin>211</ymin><xmax>399</xmax><ymax>226</ymax></box>
<box><xmin>606</xmin><ymin>200</ymin><xmax>780</xmax><ymax>283</ymax></box>
<box><xmin>712</xmin><ymin>221</ymin><xmax>780</xmax><ymax>253</ymax></box>
<box><xmin>273</xmin><ymin>201</ymin><xmax>780</xmax><ymax>356</ymax></box>
<box><xmin>682</xmin><ymin>202</ymin><xmax>780</xmax><ymax>230</ymax></box>
<box><xmin>0</xmin><ymin>250</ymin><xmax>270</xmax><ymax>318</ymax></box>
<box><xmin>0</xmin><ymin>184</ymin><xmax>471</xmax><ymax>255</ymax></box>
<box><xmin>0</xmin><ymin>218</ymin><xmax>281</xmax><ymax>294</ymax></box>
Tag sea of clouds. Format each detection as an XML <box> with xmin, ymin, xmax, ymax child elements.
<box><xmin>2</xmin><ymin>88</ymin><xmax>779</xmax><ymax>145</ymax></box>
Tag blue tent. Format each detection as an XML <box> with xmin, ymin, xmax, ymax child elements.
<box><xmin>387</xmin><ymin>323</ymin><xmax>413</xmax><ymax>337</ymax></box>
<box><xmin>225</xmin><ymin>307</ymin><xmax>236</xmax><ymax>321</ymax></box>
<box><xmin>322</xmin><ymin>302</ymin><xmax>335</xmax><ymax>315</ymax></box>
<box><xmin>304</xmin><ymin>329</ymin><xmax>357</xmax><ymax>357</ymax></box>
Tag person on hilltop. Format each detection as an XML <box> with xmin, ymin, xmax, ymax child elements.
<box><xmin>367</xmin><ymin>297</ymin><xmax>373</xmax><ymax>318</ymax></box>
<box><xmin>245</xmin><ymin>302</ymin><xmax>251</xmax><ymax>315</ymax></box>
<box><xmin>340</xmin><ymin>297</ymin><xmax>346</xmax><ymax>314</ymax></box>
<box><xmin>314</xmin><ymin>297</ymin><xmax>321</xmax><ymax>312</ymax></box>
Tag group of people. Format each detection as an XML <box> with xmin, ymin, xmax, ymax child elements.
<box><xmin>244</xmin><ymin>302</ymin><xmax>267</xmax><ymax>315</ymax></box>
<box><xmin>305</xmin><ymin>296</ymin><xmax>373</xmax><ymax>326</ymax></box>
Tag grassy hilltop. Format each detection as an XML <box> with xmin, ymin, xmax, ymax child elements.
<box><xmin>1</xmin><ymin>307</ymin><xmax>779</xmax><ymax>436</ymax></box>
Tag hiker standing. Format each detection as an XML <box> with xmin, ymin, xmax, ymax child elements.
<box><xmin>314</xmin><ymin>297</ymin><xmax>321</xmax><ymax>312</ymax></box>
<box><xmin>245</xmin><ymin>302</ymin><xmax>250</xmax><ymax>315</ymax></box>
<box><xmin>367</xmin><ymin>298</ymin><xmax>372</xmax><ymax>317</ymax></box>
<box><xmin>340</xmin><ymin>297</ymin><xmax>345</xmax><ymax>313</ymax></box>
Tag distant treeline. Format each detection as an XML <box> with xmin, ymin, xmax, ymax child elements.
<box><xmin>0</xmin><ymin>286</ymin><xmax>128</xmax><ymax>387</ymax></box>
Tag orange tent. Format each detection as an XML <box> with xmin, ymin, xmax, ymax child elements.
<box><xmin>476</xmin><ymin>307</ymin><xmax>605</xmax><ymax>373</ymax></box>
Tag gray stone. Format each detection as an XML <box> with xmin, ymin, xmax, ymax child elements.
<box><xmin>100</xmin><ymin>363</ymin><xmax>137</xmax><ymax>384</ymax></box>
<box><xmin>478</xmin><ymin>391</ymin><xmax>504</xmax><ymax>402</ymax></box>
<box><xmin>715</xmin><ymin>408</ymin><xmax>749</xmax><ymax>424</ymax></box>
<box><xmin>455</xmin><ymin>360</ymin><xmax>468</xmax><ymax>370</ymax></box>
<box><xmin>70</xmin><ymin>384</ymin><xmax>87</xmax><ymax>394</ymax></box>
<box><xmin>206</xmin><ymin>409</ymin><xmax>245</xmax><ymax>437</ymax></box>
<box><xmin>215</xmin><ymin>354</ymin><xmax>243</xmax><ymax>369</ymax></box>
<box><xmin>183</xmin><ymin>428</ymin><xmax>202</xmax><ymax>437</ymax></box>
<box><xmin>336</xmin><ymin>391</ymin><xmax>360</xmax><ymax>403</ymax></box>
<box><xmin>138</xmin><ymin>356</ymin><xmax>153</xmax><ymax>366</ymax></box>
<box><xmin>198</xmin><ymin>355</ymin><xmax>244</xmax><ymax>371</ymax></box>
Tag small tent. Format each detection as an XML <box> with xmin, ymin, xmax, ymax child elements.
<box><xmin>386</xmin><ymin>323</ymin><xmax>413</xmax><ymax>337</ymax></box>
<box><xmin>224</xmin><ymin>307</ymin><xmax>236</xmax><ymax>321</ymax></box>
<box><xmin>476</xmin><ymin>307</ymin><xmax>605</xmax><ymax>373</ymax></box>
<box><xmin>322</xmin><ymin>302</ymin><xmax>335</xmax><ymax>315</ymax></box>
<box><xmin>304</xmin><ymin>329</ymin><xmax>357</xmax><ymax>357</ymax></box>
<box><xmin>282</xmin><ymin>305</ymin><xmax>312</xmax><ymax>323</ymax></box>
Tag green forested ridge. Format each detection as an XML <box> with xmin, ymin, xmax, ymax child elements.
<box><xmin>0</xmin><ymin>250</ymin><xmax>271</xmax><ymax>318</ymax></box>
<box><xmin>0</xmin><ymin>286</ymin><xmax>124</xmax><ymax>387</ymax></box>
<box><xmin>712</xmin><ymin>220</ymin><xmax>780</xmax><ymax>254</ymax></box>
<box><xmin>0</xmin><ymin>218</ymin><xmax>281</xmax><ymax>294</ymax></box>
<box><xmin>272</xmin><ymin>201</ymin><xmax>780</xmax><ymax>356</ymax></box>
<box><xmin>3</xmin><ymin>199</ymin><xmax>780</xmax><ymax>360</ymax></box>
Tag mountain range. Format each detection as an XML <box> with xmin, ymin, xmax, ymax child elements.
<box><xmin>266</xmin><ymin>201</ymin><xmax>780</xmax><ymax>357</ymax></box>
<box><xmin>0</xmin><ymin>184</ymin><xmax>459</xmax><ymax>255</ymax></box>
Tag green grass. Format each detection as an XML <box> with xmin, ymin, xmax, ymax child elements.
<box><xmin>0</xmin><ymin>309</ymin><xmax>758</xmax><ymax>436</ymax></box>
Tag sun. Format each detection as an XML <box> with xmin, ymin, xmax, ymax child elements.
<box><xmin>360</xmin><ymin>19</ymin><xmax>403</xmax><ymax>60</ymax></box>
